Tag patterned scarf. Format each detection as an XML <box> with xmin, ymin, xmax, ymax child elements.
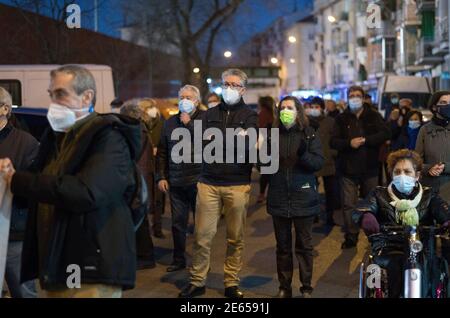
<box><xmin>387</xmin><ymin>183</ymin><xmax>423</xmax><ymax>226</ymax></box>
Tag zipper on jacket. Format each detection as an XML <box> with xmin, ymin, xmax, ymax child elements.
<box><xmin>224</xmin><ymin>110</ymin><xmax>230</xmax><ymax>131</ymax></box>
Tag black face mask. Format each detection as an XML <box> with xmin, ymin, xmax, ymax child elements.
<box><xmin>437</xmin><ymin>104</ymin><xmax>450</xmax><ymax>120</ymax></box>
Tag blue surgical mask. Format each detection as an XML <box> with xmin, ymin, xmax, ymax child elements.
<box><xmin>179</xmin><ymin>99</ymin><xmax>195</xmax><ymax>113</ymax></box>
<box><xmin>391</xmin><ymin>98</ymin><xmax>399</xmax><ymax>104</ymax></box>
<box><xmin>309</xmin><ymin>109</ymin><xmax>322</xmax><ymax>117</ymax></box>
<box><xmin>392</xmin><ymin>175</ymin><xmax>417</xmax><ymax>195</ymax></box>
<box><xmin>408</xmin><ymin>120</ymin><xmax>421</xmax><ymax>130</ymax></box>
<box><xmin>348</xmin><ymin>98</ymin><xmax>363</xmax><ymax>112</ymax></box>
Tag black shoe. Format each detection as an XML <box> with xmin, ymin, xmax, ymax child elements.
<box><xmin>137</xmin><ymin>259</ymin><xmax>156</xmax><ymax>270</ymax></box>
<box><xmin>341</xmin><ymin>235</ymin><xmax>358</xmax><ymax>249</ymax></box>
<box><xmin>275</xmin><ymin>288</ymin><xmax>292</xmax><ymax>298</ymax></box>
<box><xmin>167</xmin><ymin>263</ymin><xmax>186</xmax><ymax>272</ymax></box>
<box><xmin>178</xmin><ymin>284</ymin><xmax>206</xmax><ymax>298</ymax></box>
<box><xmin>313</xmin><ymin>215</ymin><xmax>320</xmax><ymax>224</ymax></box>
<box><xmin>224</xmin><ymin>286</ymin><xmax>244</xmax><ymax>298</ymax></box>
<box><xmin>300</xmin><ymin>286</ymin><xmax>313</xmax><ymax>298</ymax></box>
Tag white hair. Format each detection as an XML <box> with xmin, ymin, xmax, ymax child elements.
<box><xmin>179</xmin><ymin>85</ymin><xmax>201</xmax><ymax>103</ymax></box>
<box><xmin>221</xmin><ymin>68</ymin><xmax>248</xmax><ymax>87</ymax></box>
<box><xmin>0</xmin><ymin>87</ymin><xmax>12</xmax><ymax>118</ymax></box>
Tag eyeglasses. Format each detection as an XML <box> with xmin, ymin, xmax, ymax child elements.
<box><xmin>222</xmin><ymin>82</ymin><xmax>244</xmax><ymax>89</ymax></box>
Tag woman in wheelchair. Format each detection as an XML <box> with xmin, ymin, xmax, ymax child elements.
<box><xmin>352</xmin><ymin>149</ymin><xmax>450</xmax><ymax>297</ymax></box>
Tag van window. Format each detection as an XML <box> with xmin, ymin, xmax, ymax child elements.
<box><xmin>0</xmin><ymin>80</ymin><xmax>22</xmax><ymax>106</ymax></box>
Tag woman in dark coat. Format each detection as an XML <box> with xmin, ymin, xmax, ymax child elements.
<box><xmin>266</xmin><ymin>96</ymin><xmax>324</xmax><ymax>298</ymax></box>
<box><xmin>353</xmin><ymin>149</ymin><xmax>450</xmax><ymax>297</ymax></box>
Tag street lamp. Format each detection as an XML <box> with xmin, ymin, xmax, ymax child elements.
<box><xmin>224</xmin><ymin>51</ymin><xmax>232</xmax><ymax>58</ymax></box>
<box><xmin>327</xmin><ymin>15</ymin><xmax>337</xmax><ymax>23</ymax></box>
<box><xmin>288</xmin><ymin>36</ymin><xmax>297</xmax><ymax>44</ymax></box>
<box><xmin>290</xmin><ymin>58</ymin><xmax>296</xmax><ymax>64</ymax></box>
<box><xmin>193</xmin><ymin>67</ymin><xmax>200</xmax><ymax>74</ymax></box>
<box><xmin>271</xmin><ymin>57</ymin><xmax>279</xmax><ymax>64</ymax></box>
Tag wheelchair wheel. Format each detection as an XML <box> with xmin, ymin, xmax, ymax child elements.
<box><xmin>359</xmin><ymin>255</ymin><xmax>389</xmax><ymax>298</ymax></box>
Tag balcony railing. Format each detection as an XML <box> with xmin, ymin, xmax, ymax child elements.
<box><xmin>435</xmin><ymin>16</ymin><xmax>449</xmax><ymax>45</ymax></box>
<box><xmin>416</xmin><ymin>36</ymin><xmax>445</xmax><ymax>65</ymax></box>
<box><xmin>416</xmin><ymin>0</ymin><xmax>436</xmax><ymax>13</ymax></box>
<box><xmin>368</xmin><ymin>21</ymin><xmax>396</xmax><ymax>40</ymax></box>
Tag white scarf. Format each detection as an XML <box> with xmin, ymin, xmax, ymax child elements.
<box><xmin>387</xmin><ymin>183</ymin><xmax>423</xmax><ymax>227</ymax></box>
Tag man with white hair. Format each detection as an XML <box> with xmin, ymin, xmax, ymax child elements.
<box><xmin>179</xmin><ymin>69</ymin><xmax>258</xmax><ymax>298</ymax></box>
<box><xmin>0</xmin><ymin>86</ymin><xmax>39</xmax><ymax>298</ymax></box>
<box><xmin>156</xmin><ymin>85</ymin><xmax>205</xmax><ymax>273</ymax></box>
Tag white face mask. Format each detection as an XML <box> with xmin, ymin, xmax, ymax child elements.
<box><xmin>309</xmin><ymin>108</ymin><xmax>322</xmax><ymax>117</ymax></box>
<box><xmin>47</xmin><ymin>103</ymin><xmax>89</xmax><ymax>132</ymax></box>
<box><xmin>222</xmin><ymin>87</ymin><xmax>241</xmax><ymax>105</ymax></box>
<box><xmin>208</xmin><ymin>102</ymin><xmax>220</xmax><ymax>109</ymax></box>
<box><xmin>147</xmin><ymin>108</ymin><xmax>159</xmax><ymax>119</ymax></box>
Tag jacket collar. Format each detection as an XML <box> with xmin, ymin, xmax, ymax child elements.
<box><xmin>432</xmin><ymin>115</ymin><xmax>450</xmax><ymax>127</ymax></box>
<box><xmin>177</xmin><ymin>108</ymin><xmax>201</xmax><ymax>123</ymax></box>
<box><xmin>279</xmin><ymin>122</ymin><xmax>302</xmax><ymax>134</ymax></box>
<box><xmin>344</xmin><ymin>103</ymin><xmax>372</xmax><ymax>119</ymax></box>
<box><xmin>219</xmin><ymin>97</ymin><xmax>246</xmax><ymax>112</ymax></box>
<box><xmin>0</xmin><ymin>122</ymin><xmax>13</xmax><ymax>140</ymax></box>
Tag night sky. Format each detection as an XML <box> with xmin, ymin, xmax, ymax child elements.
<box><xmin>0</xmin><ymin>0</ymin><xmax>313</xmax><ymax>52</ymax></box>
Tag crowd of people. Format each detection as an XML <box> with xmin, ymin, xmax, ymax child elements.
<box><xmin>0</xmin><ymin>65</ymin><xmax>450</xmax><ymax>298</ymax></box>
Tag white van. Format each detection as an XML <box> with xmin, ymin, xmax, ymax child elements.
<box><xmin>0</xmin><ymin>64</ymin><xmax>115</xmax><ymax>113</ymax></box>
<box><xmin>377</xmin><ymin>75</ymin><xmax>433</xmax><ymax>121</ymax></box>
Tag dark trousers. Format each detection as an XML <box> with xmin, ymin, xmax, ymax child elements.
<box><xmin>170</xmin><ymin>184</ymin><xmax>197</xmax><ymax>265</ymax></box>
<box><xmin>341</xmin><ymin>176</ymin><xmax>378</xmax><ymax>238</ymax></box>
<box><xmin>323</xmin><ymin>175</ymin><xmax>341</xmax><ymax>217</ymax></box>
<box><xmin>272</xmin><ymin>215</ymin><xmax>315</xmax><ymax>291</ymax></box>
<box><xmin>152</xmin><ymin>187</ymin><xmax>165</xmax><ymax>233</ymax></box>
<box><xmin>136</xmin><ymin>214</ymin><xmax>155</xmax><ymax>260</ymax></box>
<box><xmin>259</xmin><ymin>174</ymin><xmax>269</xmax><ymax>195</ymax></box>
<box><xmin>5</xmin><ymin>241</ymin><xmax>37</xmax><ymax>298</ymax></box>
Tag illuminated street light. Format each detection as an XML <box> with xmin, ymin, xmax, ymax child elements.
<box><xmin>193</xmin><ymin>67</ymin><xmax>200</xmax><ymax>74</ymax></box>
<box><xmin>288</xmin><ymin>36</ymin><xmax>297</xmax><ymax>43</ymax></box>
<box><xmin>206</xmin><ymin>78</ymin><xmax>212</xmax><ymax>84</ymax></box>
<box><xmin>327</xmin><ymin>15</ymin><xmax>337</xmax><ymax>23</ymax></box>
<box><xmin>224</xmin><ymin>51</ymin><xmax>232</xmax><ymax>58</ymax></box>
<box><xmin>271</xmin><ymin>57</ymin><xmax>279</xmax><ymax>64</ymax></box>
<box><xmin>290</xmin><ymin>58</ymin><xmax>296</xmax><ymax>64</ymax></box>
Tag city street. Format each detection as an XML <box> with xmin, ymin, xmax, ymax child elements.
<box><xmin>124</xmin><ymin>171</ymin><xmax>368</xmax><ymax>298</ymax></box>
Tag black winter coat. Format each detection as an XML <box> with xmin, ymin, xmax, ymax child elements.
<box><xmin>330</xmin><ymin>105</ymin><xmax>391</xmax><ymax>177</ymax></box>
<box><xmin>266</xmin><ymin>123</ymin><xmax>324</xmax><ymax>218</ymax></box>
<box><xmin>156</xmin><ymin>109</ymin><xmax>205</xmax><ymax>187</ymax></box>
<box><xmin>352</xmin><ymin>185</ymin><xmax>450</xmax><ymax>226</ymax></box>
<box><xmin>200</xmin><ymin>98</ymin><xmax>258</xmax><ymax>186</ymax></box>
<box><xmin>0</xmin><ymin>124</ymin><xmax>39</xmax><ymax>241</ymax></box>
<box><xmin>11</xmin><ymin>113</ymin><xmax>141</xmax><ymax>290</ymax></box>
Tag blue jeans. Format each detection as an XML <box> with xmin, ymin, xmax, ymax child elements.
<box><xmin>170</xmin><ymin>185</ymin><xmax>197</xmax><ymax>265</ymax></box>
<box><xmin>5</xmin><ymin>241</ymin><xmax>37</xmax><ymax>298</ymax></box>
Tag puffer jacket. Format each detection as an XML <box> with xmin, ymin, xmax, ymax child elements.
<box><xmin>156</xmin><ymin>109</ymin><xmax>205</xmax><ymax>187</ymax></box>
<box><xmin>266</xmin><ymin>123</ymin><xmax>324</xmax><ymax>218</ymax></box>
<box><xmin>352</xmin><ymin>185</ymin><xmax>450</xmax><ymax>226</ymax></box>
